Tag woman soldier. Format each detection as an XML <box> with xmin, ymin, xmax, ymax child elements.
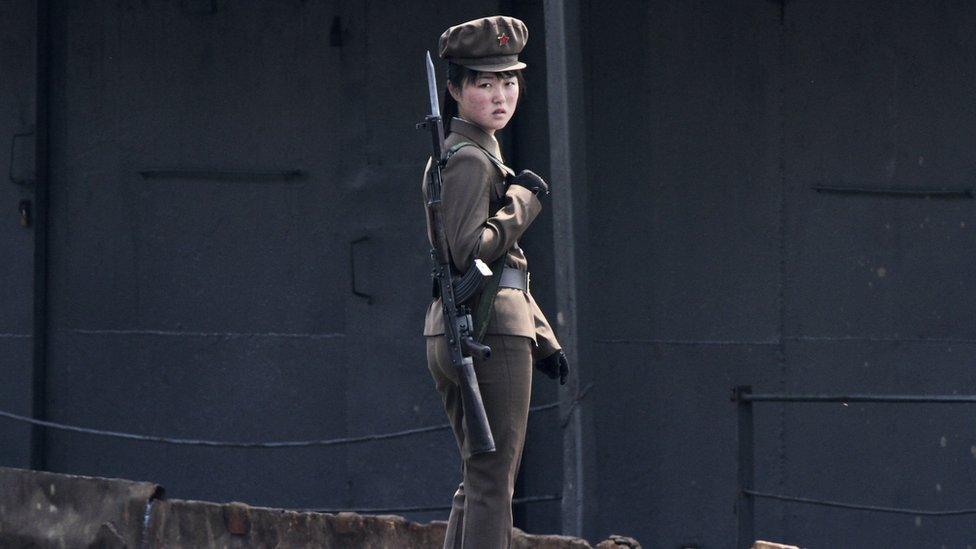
<box><xmin>422</xmin><ymin>15</ymin><xmax>570</xmax><ymax>548</ymax></box>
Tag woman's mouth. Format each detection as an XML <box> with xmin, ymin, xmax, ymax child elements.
<box><xmin>492</xmin><ymin>109</ymin><xmax>506</xmax><ymax>115</ymax></box>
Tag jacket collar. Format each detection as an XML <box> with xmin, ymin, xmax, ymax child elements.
<box><xmin>450</xmin><ymin>117</ymin><xmax>503</xmax><ymax>161</ymax></box>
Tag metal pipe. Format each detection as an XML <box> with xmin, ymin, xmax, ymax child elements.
<box><xmin>544</xmin><ymin>0</ymin><xmax>586</xmax><ymax>537</ymax></box>
<box><xmin>812</xmin><ymin>184</ymin><xmax>974</xmax><ymax>197</ymax></box>
<box><xmin>739</xmin><ymin>393</ymin><xmax>976</xmax><ymax>404</ymax></box>
<box><xmin>30</xmin><ymin>0</ymin><xmax>51</xmax><ymax>471</ymax></box>
<box><xmin>734</xmin><ymin>386</ymin><xmax>755</xmax><ymax>549</ymax></box>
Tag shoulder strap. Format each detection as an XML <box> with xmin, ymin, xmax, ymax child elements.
<box><xmin>443</xmin><ymin>141</ymin><xmax>511</xmax><ymax>177</ymax></box>
<box><xmin>441</xmin><ymin>142</ymin><xmax>510</xmax><ymax>342</ymax></box>
<box><xmin>473</xmin><ymin>256</ymin><xmax>507</xmax><ymax>342</ymax></box>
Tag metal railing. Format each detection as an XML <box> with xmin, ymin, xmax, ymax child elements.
<box><xmin>732</xmin><ymin>386</ymin><xmax>976</xmax><ymax>549</ymax></box>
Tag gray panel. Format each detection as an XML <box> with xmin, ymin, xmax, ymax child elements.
<box><xmin>47</xmin><ymin>0</ymin><xmax>354</xmax><ymax>333</ymax></box>
<box><xmin>342</xmin><ymin>327</ymin><xmax>456</xmax><ymax>511</ymax></box>
<box><xmin>0</xmin><ymin>0</ymin><xmax>36</xmax><ymax>336</ymax></box>
<box><xmin>0</xmin><ymin>0</ymin><xmax>36</xmax><ymax>470</ymax></box>
<box><xmin>44</xmin><ymin>0</ymin><xmax>361</xmax><ymax>507</ymax></box>
<box><xmin>775</xmin><ymin>3</ymin><xmax>976</xmax><ymax>544</ymax></box>
<box><xmin>43</xmin><ymin>331</ymin><xmax>348</xmax><ymax>509</ymax></box>
<box><xmin>783</xmin><ymin>1</ymin><xmax>976</xmax><ymax>341</ymax></box>
<box><xmin>771</xmin><ymin>340</ymin><xmax>976</xmax><ymax>547</ymax></box>
<box><xmin>587</xmin><ymin>341</ymin><xmax>779</xmax><ymax>546</ymax></box>
<box><xmin>583</xmin><ymin>1</ymin><xmax>783</xmax><ymax>344</ymax></box>
<box><xmin>0</xmin><ymin>338</ymin><xmax>33</xmax><ymax>467</ymax></box>
<box><xmin>580</xmin><ymin>0</ymin><xmax>782</xmax><ymax>544</ymax></box>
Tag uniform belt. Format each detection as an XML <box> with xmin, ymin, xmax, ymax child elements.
<box><xmin>499</xmin><ymin>267</ymin><xmax>529</xmax><ymax>292</ymax></box>
<box><xmin>432</xmin><ymin>266</ymin><xmax>530</xmax><ymax>301</ymax></box>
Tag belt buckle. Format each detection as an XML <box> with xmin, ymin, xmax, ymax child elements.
<box><xmin>526</xmin><ymin>271</ymin><xmax>531</xmax><ymax>294</ymax></box>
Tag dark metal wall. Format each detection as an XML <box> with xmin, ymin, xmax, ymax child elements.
<box><xmin>21</xmin><ymin>0</ymin><xmax>565</xmax><ymax>534</ymax></box>
<box><xmin>776</xmin><ymin>2</ymin><xmax>976</xmax><ymax>546</ymax></box>
<box><xmin>44</xmin><ymin>0</ymin><xmax>353</xmax><ymax>511</ymax></box>
<box><xmin>579</xmin><ymin>0</ymin><xmax>976</xmax><ymax>546</ymax></box>
<box><xmin>3</xmin><ymin>0</ymin><xmax>976</xmax><ymax>547</ymax></box>
<box><xmin>579</xmin><ymin>1</ymin><xmax>782</xmax><ymax>545</ymax></box>
<box><xmin>18</xmin><ymin>0</ymin><xmax>563</xmax><ymax>528</ymax></box>
<box><xmin>0</xmin><ymin>0</ymin><xmax>38</xmax><ymax>470</ymax></box>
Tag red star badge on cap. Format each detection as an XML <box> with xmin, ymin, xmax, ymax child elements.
<box><xmin>498</xmin><ymin>33</ymin><xmax>510</xmax><ymax>46</ymax></box>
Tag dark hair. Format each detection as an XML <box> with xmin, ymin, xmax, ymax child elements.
<box><xmin>443</xmin><ymin>63</ymin><xmax>526</xmax><ymax>132</ymax></box>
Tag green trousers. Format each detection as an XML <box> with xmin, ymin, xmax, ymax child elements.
<box><xmin>426</xmin><ymin>334</ymin><xmax>533</xmax><ymax>549</ymax></box>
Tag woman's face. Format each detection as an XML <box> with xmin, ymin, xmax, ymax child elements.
<box><xmin>450</xmin><ymin>72</ymin><xmax>519</xmax><ymax>135</ymax></box>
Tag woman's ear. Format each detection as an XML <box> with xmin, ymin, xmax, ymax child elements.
<box><xmin>448</xmin><ymin>82</ymin><xmax>462</xmax><ymax>103</ymax></box>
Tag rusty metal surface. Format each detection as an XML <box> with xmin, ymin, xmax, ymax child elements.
<box><xmin>0</xmin><ymin>466</ymin><xmax>638</xmax><ymax>548</ymax></box>
<box><xmin>0</xmin><ymin>466</ymin><xmax>161</xmax><ymax>548</ymax></box>
<box><xmin>146</xmin><ymin>500</ymin><xmax>447</xmax><ymax>548</ymax></box>
<box><xmin>147</xmin><ymin>499</ymin><xmax>622</xmax><ymax>548</ymax></box>
<box><xmin>514</xmin><ymin>529</ymin><xmax>596</xmax><ymax>549</ymax></box>
<box><xmin>145</xmin><ymin>500</ymin><xmax>603</xmax><ymax>547</ymax></box>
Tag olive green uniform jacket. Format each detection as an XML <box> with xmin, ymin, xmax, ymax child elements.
<box><xmin>422</xmin><ymin>118</ymin><xmax>560</xmax><ymax>360</ymax></box>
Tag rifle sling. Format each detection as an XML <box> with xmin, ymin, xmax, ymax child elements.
<box><xmin>442</xmin><ymin>140</ymin><xmax>509</xmax><ymax>174</ymax></box>
<box><xmin>442</xmin><ymin>141</ymin><xmax>510</xmax><ymax>343</ymax></box>
<box><xmin>474</xmin><ymin>256</ymin><xmax>507</xmax><ymax>343</ymax></box>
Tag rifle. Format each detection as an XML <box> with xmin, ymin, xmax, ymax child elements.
<box><xmin>417</xmin><ymin>51</ymin><xmax>496</xmax><ymax>455</ymax></box>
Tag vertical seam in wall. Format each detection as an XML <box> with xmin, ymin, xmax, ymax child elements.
<box><xmin>344</xmin><ymin>0</ymin><xmax>369</xmax><ymax>512</ymax></box>
<box><xmin>31</xmin><ymin>0</ymin><xmax>52</xmax><ymax>473</ymax></box>
<box><xmin>361</xmin><ymin>0</ymin><xmax>370</xmax><ymax>167</ymax></box>
<box><xmin>543</xmin><ymin>0</ymin><xmax>584</xmax><ymax>537</ymax></box>
<box><xmin>775</xmin><ymin>0</ymin><xmax>789</xmax><ymax>538</ymax></box>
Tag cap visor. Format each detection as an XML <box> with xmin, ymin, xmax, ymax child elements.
<box><xmin>458</xmin><ymin>60</ymin><xmax>527</xmax><ymax>72</ymax></box>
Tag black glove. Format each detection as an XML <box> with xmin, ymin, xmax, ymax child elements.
<box><xmin>507</xmin><ymin>169</ymin><xmax>550</xmax><ymax>196</ymax></box>
<box><xmin>535</xmin><ymin>350</ymin><xmax>569</xmax><ymax>385</ymax></box>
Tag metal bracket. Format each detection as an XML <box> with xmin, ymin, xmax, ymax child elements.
<box><xmin>734</xmin><ymin>385</ymin><xmax>754</xmax><ymax>549</ymax></box>
<box><xmin>350</xmin><ymin>235</ymin><xmax>372</xmax><ymax>305</ymax></box>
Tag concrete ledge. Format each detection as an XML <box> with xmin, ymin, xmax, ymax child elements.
<box><xmin>0</xmin><ymin>466</ymin><xmax>161</xmax><ymax>548</ymax></box>
<box><xmin>0</xmin><ymin>466</ymin><xmax>641</xmax><ymax>547</ymax></box>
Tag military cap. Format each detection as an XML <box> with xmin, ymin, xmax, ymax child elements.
<box><xmin>438</xmin><ymin>15</ymin><xmax>528</xmax><ymax>72</ymax></box>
